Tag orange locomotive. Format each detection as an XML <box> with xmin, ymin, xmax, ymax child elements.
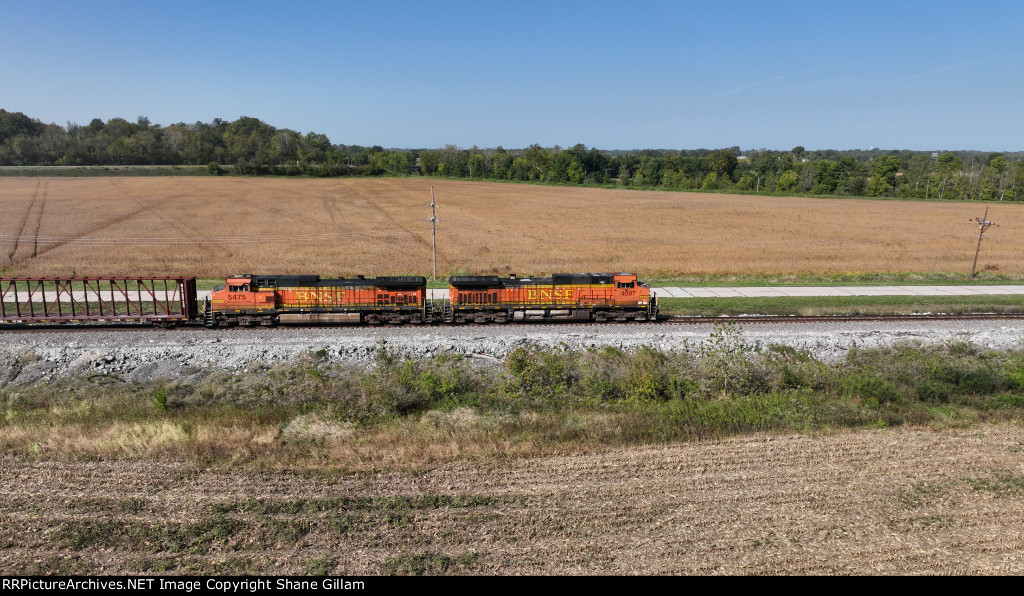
<box><xmin>207</xmin><ymin>274</ymin><xmax>428</xmax><ymax>326</ymax></box>
<box><xmin>446</xmin><ymin>272</ymin><xmax>657</xmax><ymax>323</ymax></box>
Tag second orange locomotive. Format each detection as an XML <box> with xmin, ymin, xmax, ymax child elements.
<box><xmin>447</xmin><ymin>272</ymin><xmax>657</xmax><ymax>323</ymax></box>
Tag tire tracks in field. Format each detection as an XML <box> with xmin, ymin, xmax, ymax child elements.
<box><xmin>107</xmin><ymin>179</ymin><xmax>232</xmax><ymax>258</ymax></box>
<box><xmin>30</xmin><ymin>181</ymin><xmax>47</xmax><ymax>258</ymax></box>
<box><xmin>25</xmin><ymin>180</ymin><xmax>231</xmax><ymax>264</ymax></box>
<box><xmin>346</xmin><ymin>180</ymin><xmax>433</xmax><ymax>250</ymax></box>
<box><xmin>5</xmin><ymin>182</ymin><xmax>37</xmax><ymax>264</ymax></box>
<box><xmin>322</xmin><ymin>194</ymin><xmax>338</xmax><ymax>226</ymax></box>
<box><xmin>22</xmin><ymin>180</ymin><xmax>164</xmax><ymax>264</ymax></box>
<box><xmin>6</xmin><ymin>181</ymin><xmax>45</xmax><ymax>265</ymax></box>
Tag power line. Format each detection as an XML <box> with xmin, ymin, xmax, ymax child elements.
<box><xmin>0</xmin><ymin>231</ymin><xmax>407</xmax><ymax>245</ymax></box>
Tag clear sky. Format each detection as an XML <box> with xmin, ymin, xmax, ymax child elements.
<box><xmin>2</xmin><ymin>0</ymin><xmax>1021</xmax><ymax>151</ymax></box>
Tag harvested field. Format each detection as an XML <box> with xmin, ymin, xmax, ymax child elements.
<box><xmin>1</xmin><ymin>177</ymin><xmax>1022</xmax><ymax>278</ymax></box>
<box><xmin>2</xmin><ymin>424</ymin><xmax>1023</xmax><ymax>575</ymax></box>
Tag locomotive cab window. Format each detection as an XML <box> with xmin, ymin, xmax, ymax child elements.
<box><xmin>228</xmin><ymin>284</ymin><xmax>249</xmax><ymax>292</ymax></box>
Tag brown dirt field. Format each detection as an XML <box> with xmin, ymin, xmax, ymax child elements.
<box><xmin>2</xmin><ymin>424</ymin><xmax>1023</xmax><ymax>575</ymax></box>
<box><xmin>2</xmin><ymin>177</ymin><xmax>1022</xmax><ymax>278</ymax></box>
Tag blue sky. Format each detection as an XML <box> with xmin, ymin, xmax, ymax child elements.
<box><xmin>2</xmin><ymin>0</ymin><xmax>1021</xmax><ymax>151</ymax></box>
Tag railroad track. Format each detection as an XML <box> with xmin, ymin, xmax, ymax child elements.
<box><xmin>3</xmin><ymin>312</ymin><xmax>1024</xmax><ymax>332</ymax></box>
<box><xmin>661</xmin><ymin>312</ymin><xmax>1024</xmax><ymax>324</ymax></box>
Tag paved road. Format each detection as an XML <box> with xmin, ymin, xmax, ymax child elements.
<box><xmin>649</xmin><ymin>285</ymin><xmax>1024</xmax><ymax>298</ymax></box>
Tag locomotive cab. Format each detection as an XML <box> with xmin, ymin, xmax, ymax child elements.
<box><xmin>209</xmin><ymin>275</ymin><xmax>276</xmax><ymax>322</ymax></box>
<box><xmin>612</xmin><ymin>273</ymin><xmax>648</xmax><ymax>302</ymax></box>
<box><xmin>612</xmin><ymin>272</ymin><xmax>656</xmax><ymax>317</ymax></box>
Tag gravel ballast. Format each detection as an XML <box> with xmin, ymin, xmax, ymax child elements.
<box><xmin>2</xmin><ymin>319</ymin><xmax>1024</xmax><ymax>386</ymax></box>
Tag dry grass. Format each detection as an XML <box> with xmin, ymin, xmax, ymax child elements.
<box><xmin>0</xmin><ymin>408</ymin><xmax>615</xmax><ymax>469</ymax></box>
<box><xmin>2</xmin><ymin>177</ymin><xmax>1022</xmax><ymax>278</ymax></box>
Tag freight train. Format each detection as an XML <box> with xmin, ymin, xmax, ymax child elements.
<box><xmin>0</xmin><ymin>272</ymin><xmax>658</xmax><ymax>326</ymax></box>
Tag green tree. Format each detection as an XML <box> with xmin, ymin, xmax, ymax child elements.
<box><xmin>521</xmin><ymin>144</ymin><xmax>551</xmax><ymax>180</ymax></box>
<box><xmin>419</xmin><ymin>149</ymin><xmax>439</xmax><ymax>175</ymax></box>
<box><xmin>490</xmin><ymin>150</ymin><xmax>512</xmax><ymax>179</ymax></box>
<box><xmin>468</xmin><ymin>152</ymin><xmax>485</xmax><ymax>178</ymax></box>
<box><xmin>707</xmin><ymin>148</ymin><xmax>738</xmax><ymax>181</ymax></box>
<box><xmin>935</xmin><ymin>152</ymin><xmax>963</xmax><ymax>200</ymax></box>
<box><xmin>868</xmin><ymin>155</ymin><xmax>900</xmax><ymax>196</ymax></box>
<box><xmin>567</xmin><ymin>159</ymin><xmax>585</xmax><ymax>184</ymax></box>
<box><xmin>980</xmin><ymin>155</ymin><xmax>1007</xmax><ymax>200</ymax></box>
<box><xmin>436</xmin><ymin>144</ymin><xmax>466</xmax><ymax>177</ymax></box>
<box><xmin>511</xmin><ymin>157</ymin><xmax>532</xmax><ymax>180</ymax></box>
<box><xmin>812</xmin><ymin>160</ymin><xmax>842</xmax><ymax>194</ymax></box>
<box><xmin>383</xmin><ymin>152</ymin><xmax>410</xmax><ymax>176</ymax></box>
<box><xmin>902</xmin><ymin>153</ymin><xmax>933</xmax><ymax>198</ymax></box>
<box><xmin>776</xmin><ymin>169</ymin><xmax>799</xmax><ymax>192</ymax></box>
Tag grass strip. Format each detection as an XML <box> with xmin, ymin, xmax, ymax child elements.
<box><xmin>643</xmin><ymin>272</ymin><xmax>1024</xmax><ymax>287</ymax></box>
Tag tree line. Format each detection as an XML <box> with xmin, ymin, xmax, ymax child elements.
<box><xmin>2</xmin><ymin>109</ymin><xmax>1022</xmax><ymax>200</ymax></box>
<box><xmin>0</xmin><ymin>109</ymin><xmax>385</xmax><ymax>177</ymax></box>
<box><xmin>421</xmin><ymin>143</ymin><xmax>1024</xmax><ymax>201</ymax></box>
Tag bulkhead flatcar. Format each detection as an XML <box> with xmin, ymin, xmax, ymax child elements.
<box><xmin>446</xmin><ymin>272</ymin><xmax>657</xmax><ymax>323</ymax></box>
<box><xmin>207</xmin><ymin>274</ymin><xmax>428</xmax><ymax>326</ymax></box>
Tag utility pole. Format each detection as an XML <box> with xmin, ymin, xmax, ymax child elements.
<box><xmin>969</xmin><ymin>206</ymin><xmax>998</xmax><ymax>278</ymax></box>
<box><xmin>427</xmin><ymin>186</ymin><xmax>439</xmax><ymax>280</ymax></box>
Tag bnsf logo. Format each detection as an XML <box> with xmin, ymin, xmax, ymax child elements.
<box><xmin>526</xmin><ymin>289</ymin><xmax>575</xmax><ymax>300</ymax></box>
<box><xmin>294</xmin><ymin>291</ymin><xmax>344</xmax><ymax>302</ymax></box>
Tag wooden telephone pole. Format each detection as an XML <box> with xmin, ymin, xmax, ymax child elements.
<box><xmin>427</xmin><ymin>186</ymin><xmax>439</xmax><ymax>280</ymax></box>
<box><xmin>970</xmin><ymin>206</ymin><xmax>997</xmax><ymax>278</ymax></box>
